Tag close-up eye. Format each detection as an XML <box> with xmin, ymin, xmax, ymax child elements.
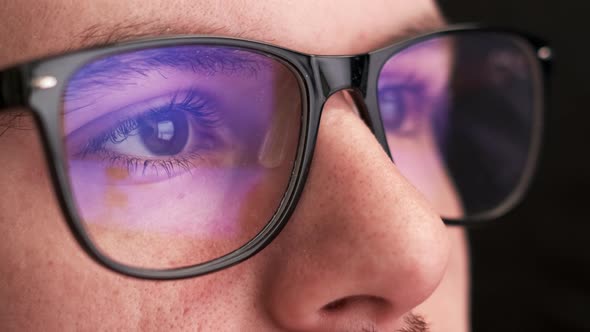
<box><xmin>377</xmin><ymin>83</ymin><xmax>427</xmax><ymax>135</ymax></box>
<box><xmin>66</xmin><ymin>90</ymin><xmax>230</xmax><ymax>183</ymax></box>
<box><xmin>377</xmin><ymin>36</ymin><xmax>454</xmax><ymax>142</ymax></box>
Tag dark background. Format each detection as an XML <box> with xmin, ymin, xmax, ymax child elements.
<box><xmin>439</xmin><ymin>1</ymin><xmax>590</xmax><ymax>331</ymax></box>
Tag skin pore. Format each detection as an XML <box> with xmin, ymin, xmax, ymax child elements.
<box><xmin>0</xmin><ymin>0</ymin><xmax>469</xmax><ymax>331</ymax></box>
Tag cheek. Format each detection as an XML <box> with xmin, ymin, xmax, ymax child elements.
<box><xmin>414</xmin><ymin>227</ymin><xmax>469</xmax><ymax>332</ymax></box>
<box><xmin>0</xmin><ymin>125</ymin><xmax>252</xmax><ymax>330</ymax></box>
<box><xmin>0</xmin><ymin>124</ymin><xmax>137</xmax><ymax>329</ymax></box>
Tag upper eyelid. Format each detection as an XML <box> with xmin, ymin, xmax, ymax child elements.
<box><xmin>64</xmin><ymin>47</ymin><xmax>269</xmax><ymax>101</ymax></box>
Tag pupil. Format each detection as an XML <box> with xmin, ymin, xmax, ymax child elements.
<box><xmin>138</xmin><ymin>111</ymin><xmax>189</xmax><ymax>155</ymax></box>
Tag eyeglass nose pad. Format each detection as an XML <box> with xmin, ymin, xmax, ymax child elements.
<box><xmin>342</xmin><ymin>89</ymin><xmax>393</xmax><ymax>160</ymax></box>
<box><xmin>341</xmin><ymin>90</ymin><xmax>362</xmax><ymax>117</ymax></box>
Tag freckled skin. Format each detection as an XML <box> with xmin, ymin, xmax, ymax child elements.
<box><xmin>0</xmin><ymin>1</ymin><xmax>469</xmax><ymax>331</ymax></box>
<box><xmin>104</xmin><ymin>187</ymin><xmax>129</xmax><ymax>208</ymax></box>
<box><xmin>106</xmin><ymin>167</ymin><xmax>130</xmax><ymax>181</ymax></box>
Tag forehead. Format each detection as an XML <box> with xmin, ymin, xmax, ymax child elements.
<box><xmin>0</xmin><ymin>0</ymin><xmax>442</xmax><ymax>66</ymax></box>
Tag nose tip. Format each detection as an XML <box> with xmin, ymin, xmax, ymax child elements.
<box><xmin>261</xmin><ymin>93</ymin><xmax>451</xmax><ymax>331</ymax></box>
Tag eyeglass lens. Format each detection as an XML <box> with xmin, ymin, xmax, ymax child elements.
<box><xmin>377</xmin><ymin>32</ymin><xmax>541</xmax><ymax>220</ymax></box>
<box><xmin>62</xmin><ymin>46</ymin><xmax>303</xmax><ymax>269</ymax></box>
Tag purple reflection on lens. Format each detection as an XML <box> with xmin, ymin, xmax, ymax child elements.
<box><xmin>62</xmin><ymin>45</ymin><xmax>302</xmax><ymax>268</ymax></box>
<box><xmin>377</xmin><ymin>33</ymin><xmax>539</xmax><ymax>219</ymax></box>
<box><xmin>377</xmin><ymin>37</ymin><xmax>461</xmax><ymax>219</ymax></box>
<box><xmin>68</xmin><ymin>163</ymin><xmax>264</xmax><ymax>237</ymax></box>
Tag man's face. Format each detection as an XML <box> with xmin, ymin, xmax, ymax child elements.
<box><xmin>0</xmin><ymin>1</ymin><xmax>469</xmax><ymax>331</ymax></box>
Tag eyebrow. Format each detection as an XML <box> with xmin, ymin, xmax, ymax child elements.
<box><xmin>75</xmin><ymin>20</ymin><xmax>240</xmax><ymax>49</ymax></box>
<box><xmin>75</xmin><ymin>14</ymin><xmax>446</xmax><ymax>52</ymax></box>
<box><xmin>75</xmin><ymin>18</ymin><xmax>285</xmax><ymax>54</ymax></box>
<box><xmin>62</xmin><ymin>13</ymin><xmax>446</xmax><ymax>104</ymax></box>
<box><xmin>387</xmin><ymin>13</ymin><xmax>447</xmax><ymax>43</ymax></box>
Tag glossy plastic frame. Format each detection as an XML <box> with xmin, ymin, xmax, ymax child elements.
<box><xmin>0</xmin><ymin>25</ymin><xmax>552</xmax><ymax>280</ymax></box>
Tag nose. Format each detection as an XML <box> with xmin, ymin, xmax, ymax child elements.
<box><xmin>261</xmin><ymin>93</ymin><xmax>451</xmax><ymax>331</ymax></box>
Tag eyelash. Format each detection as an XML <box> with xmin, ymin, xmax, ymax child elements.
<box><xmin>75</xmin><ymin>90</ymin><xmax>223</xmax><ymax>177</ymax></box>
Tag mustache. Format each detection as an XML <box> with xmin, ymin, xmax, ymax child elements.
<box><xmin>360</xmin><ymin>313</ymin><xmax>430</xmax><ymax>332</ymax></box>
<box><xmin>395</xmin><ymin>314</ymin><xmax>430</xmax><ymax>332</ymax></box>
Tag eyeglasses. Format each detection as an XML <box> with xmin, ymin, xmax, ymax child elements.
<box><xmin>0</xmin><ymin>25</ymin><xmax>551</xmax><ymax>280</ymax></box>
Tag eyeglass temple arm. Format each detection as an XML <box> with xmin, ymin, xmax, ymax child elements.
<box><xmin>0</xmin><ymin>66</ymin><xmax>28</xmax><ymax>111</ymax></box>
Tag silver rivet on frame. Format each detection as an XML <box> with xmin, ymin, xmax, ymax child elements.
<box><xmin>537</xmin><ymin>46</ymin><xmax>553</xmax><ymax>61</ymax></box>
<box><xmin>31</xmin><ymin>76</ymin><xmax>58</xmax><ymax>89</ymax></box>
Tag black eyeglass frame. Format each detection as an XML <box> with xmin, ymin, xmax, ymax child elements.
<box><xmin>0</xmin><ymin>24</ymin><xmax>552</xmax><ymax>280</ymax></box>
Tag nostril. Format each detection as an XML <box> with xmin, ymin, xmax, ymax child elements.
<box><xmin>323</xmin><ymin>298</ymin><xmax>349</xmax><ymax>312</ymax></box>
<box><xmin>322</xmin><ymin>295</ymin><xmax>389</xmax><ymax>313</ymax></box>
